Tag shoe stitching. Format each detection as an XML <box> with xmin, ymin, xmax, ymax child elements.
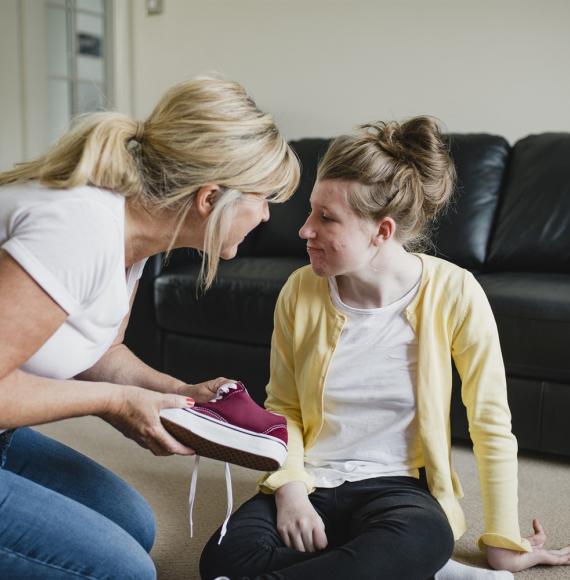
<box><xmin>195</xmin><ymin>411</ymin><xmax>285</xmax><ymax>437</ymax></box>
<box><xmin>263</xmin><ymin>425</ymin><xmax>287</xmax><ymax>435</ymax></box>
<box><xmin>193</xmin><ymin>408</ymin><xmax>228</xmax><ymax>423</ymax></box>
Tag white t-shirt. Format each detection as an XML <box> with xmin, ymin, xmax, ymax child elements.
<box><xmin>304</xmin><ymin>276</ymin><xmax>423</xmax><ymax>487</ymax></box>
<box><xmin>0</xmin><ymin>182</ymin><xmax>147</xmax><ymax>383</ymax></box>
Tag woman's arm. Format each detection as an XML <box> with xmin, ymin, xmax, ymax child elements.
<box><xmin>76</xmin><ymin>280</ymin><xmax>233</xmax><ymax>403</ymax></box>
<box><xmin>0</xmin><ymin>367</ymin><xmax>195</xmax><ymax>455</ymax></box>
<box><xmin>77</xmin><ymin>342</ymin><xmax>183</xmax><ymax>392</ymax></box>
<box><xmin>0</xmin><ymin>251</ymin><xmax>193</xmax><ymax>455</ymax></box>
<box><xmin>0</xmin><ymin>367</ymin><xmax>118</xmax><ymax>429</ymax></box>
<box><xmin>75</xmin><ymin>280</ymin><xmax>181</xmax><ymax>392</ymax></box>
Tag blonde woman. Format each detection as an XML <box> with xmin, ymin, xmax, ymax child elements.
<box><xmin>0</xmin><ymin>78</ymin><xmax>299</xmax><ymax>579</ymax></box>
<box><xmin>200</xmin><ymin>118</ymin><xmax>569</xmax><ymax>579</ymax></box>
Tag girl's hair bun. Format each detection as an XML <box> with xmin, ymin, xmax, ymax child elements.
<box><xmin>318</xmin><ymin>116</ymin><xmax>456</xmax><ymax>250</ymax></box>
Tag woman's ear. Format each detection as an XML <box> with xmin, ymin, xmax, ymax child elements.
<box><xmin>195</xmin><ymin>184</ymin><xmax>221</xmax><ymax>218</ymax></box>
<box><xmin>373</xmin><ymin>217</ymin><xmax>397</xmax><ymax>245</ymax></box>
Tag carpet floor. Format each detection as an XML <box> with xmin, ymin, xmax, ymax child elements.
<box><xmin>36</xmin><ymin>417</ymin><xmax>570</xmax><ymax>580</ymax></box>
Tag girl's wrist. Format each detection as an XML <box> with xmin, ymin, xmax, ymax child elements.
<box><xmin>275</xmin><ymin>480</ymin><xmax>309</xmax><ymax>500</ymax></box>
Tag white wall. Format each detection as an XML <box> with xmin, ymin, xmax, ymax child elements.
<box><xmin>0</xmin><ymin>0</ymin><xmax>25</xmax><ymax>170</ymax></box>
<box><xmin>1</xmin><ymin>0</ymin><xmax>569</xmax><ymax>171</ymax></box>
<box><xmin>130</xmin><ymin>0</ymin><xmax>570</xmax><ymax>143</ymax></box>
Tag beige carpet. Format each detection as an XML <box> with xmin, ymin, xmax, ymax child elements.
<box><xmin>36</xmin><ymin>417</ymin><xmax>570</xmax><ymax>580</ymax></box>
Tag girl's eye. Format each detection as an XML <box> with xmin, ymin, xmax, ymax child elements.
<box><xmin>307</xmin><ymin>209</ymin><xmax>333</xmax><ymax>222</ymax></box>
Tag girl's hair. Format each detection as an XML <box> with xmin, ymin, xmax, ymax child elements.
<box><xmin>0</xmin><ymin>77</ymin><xmax>300</xmax><ymax>289</ymax></box>
<box><xmin>317</xmin><ymin>116</ymin><xmax>455</xmax><ymax>250</ymax></box>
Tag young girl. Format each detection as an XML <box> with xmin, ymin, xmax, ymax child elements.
<box><xmin>199</xmin><ymin>117</ymin><xmax>570</xmax><ymax>579</ymax></box>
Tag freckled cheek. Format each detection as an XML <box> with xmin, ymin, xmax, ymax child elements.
<box><xmin>330</xmin><ymin>240</ymin><xmax>347</xmax><ymax>253</ymax></box>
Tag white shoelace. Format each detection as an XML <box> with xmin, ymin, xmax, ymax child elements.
<box><xmin>188</xmin><ymin>455</ymin><xmax>200</xmax><ymax>538</ymax></box>
<box><xmin>219</xmin><ymin>462</ymin><xmax>234</xmax><ymax>543</ymax></box>
<box><xmin>210</xmin><ymin>382</ymin><xmax>238</xmax><ymax>401</ymax></box>
<box><xmin>187</xmin><ymin>383</ymin><xmax>238</xmax><ymax>544</ymax></box>
<box><xmin>188</xmin><ymin>457</ymin><xmax>234</xmax><ymax>544</ymax></box>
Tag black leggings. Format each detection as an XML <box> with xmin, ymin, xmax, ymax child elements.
<box><xmin>200</xmin><ymin>475</ymin><xmax>454</xmax><ymax>580</ymax></box>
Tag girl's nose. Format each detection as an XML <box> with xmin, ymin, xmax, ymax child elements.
<box><xmin>299</xmin><ymin>216</ymin><xmax>314</xmax><ymax>240</ymax></box>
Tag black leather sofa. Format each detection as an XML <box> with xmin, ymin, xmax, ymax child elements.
<box><xmin>125</xmin><ymin>133</ymin><xmax>570</xmax><ymax>457</ymax></box>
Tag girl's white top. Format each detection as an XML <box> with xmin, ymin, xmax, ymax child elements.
<box><xmin>304</xmin><ymin>275</ymin><xmax>423</xmax><ymax>487</ymax></box>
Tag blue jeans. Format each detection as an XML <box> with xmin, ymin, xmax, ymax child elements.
<box><xmin>0</xmin><ymin>427</ymin><xmax>156</xmax><ymax>579</ymax></box>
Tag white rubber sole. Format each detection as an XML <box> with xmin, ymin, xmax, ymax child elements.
<box><xmin>160</xmin><ymin>408</ymin><xmax>287</xmax><ymax>471</ymax></box>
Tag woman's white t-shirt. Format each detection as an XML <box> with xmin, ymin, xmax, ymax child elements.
<box><xmin>0</xmin><ymin>182</ymin><xmax>147</xmax><ymax>384</ymax></box>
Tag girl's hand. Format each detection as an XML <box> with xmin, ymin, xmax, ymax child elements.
<box><xmin>486</xmin><ymin>519</ymin><xmax>570</xmax><ymax>572</ymax></box>
<box><xmin>101</xmin><ymin>384</ymin><xmax>196</xmax><ymax>456</ymax></box>
<box><xmin>175</xmin><ymin>377</ymin><xmax>237</xmax><ymax>403</ymax></box>
<box><xmin>275</xmin><ymin>481</ymin><xmax>328</xmax><ymax>553</ymax></box>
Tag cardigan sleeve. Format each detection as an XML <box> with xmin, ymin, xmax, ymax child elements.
<box><xmin>452</xmin><ymin>271</ymin><xmax>531</xmax><ymax>553</ymax></box>
<box><xmin>257</xmin><ymin>274</ymin><xmax>315</xmax><ymax>494</ymax></box>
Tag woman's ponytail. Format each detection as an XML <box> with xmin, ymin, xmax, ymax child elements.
<box><xmin>0</xmin><ymin>112</ymin><xmax>146</xmax><ymax>197</ymax></box>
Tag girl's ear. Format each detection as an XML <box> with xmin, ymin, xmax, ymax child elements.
<box><xmin>373</xmin><ymin>217</ymin><xmax>397</xmax><ymax>245</ymax></box>
<box><xmin>194</xmin><ymin>184</ymin><xmax>221</xmax><ymax>218</ymax></box>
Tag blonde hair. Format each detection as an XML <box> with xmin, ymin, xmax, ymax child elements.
<box><xmin>0</xmin><ymin>77</ymin><xmax>300</xmax><ymax>289</ymax></box>
<box><xmin>317</xmin><ymin>116</ymin><xmax>455</xmax><ymax>250</ymax></box>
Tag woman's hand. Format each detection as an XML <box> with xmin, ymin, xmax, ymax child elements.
<box><xmin>275</xmin><ymin>481</ymin><xmax>328</xmax><ymax>553</ymax></box>
<box><xmin>100</xmin><ymin>384</ymin><xmax>196</xmax><ymax>456</ymax></box>
<box><xmin>486</xmin><ymin>519</ymin><xmax>570</xmax><ymax>572</ymax></box>
<box><xmin>175</xmin><ymin>377</ymin><xmax>238</xmax><ymax>403</ymax></box>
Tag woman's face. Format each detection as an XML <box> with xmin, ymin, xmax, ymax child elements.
<box><xmin>299</xmin><ymin>179</ymin><xmax>378</xmax><ymax>277</ymax></box>
<box><xmin>220</xmin><ymin>194</ymin><xmax>270</xmax><ymax>259</ymax></box>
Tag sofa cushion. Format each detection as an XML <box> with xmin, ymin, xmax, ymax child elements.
<box><xmin>162</xmin><ymin>334</ymin><xmax>271</xmax><ymax>405</ymax></box>
<box><xmin>451</xmin><ymin>371</ymin><xmax>543</xmax><ymax>451</ymax></box>
<box><xmin>477</xmin><ymin>272</ymin><xmax>570</xmax><ymax>382</ymax></box>
<box><xmin>154</xmin><ymin>257</ymin><xmax>307</xmax><ymax>345</ymax></box>
<box><xmin>542</xmin><ymin>380</ymin><xmax>570</xmax><ymax>455</ymax></box>
<box><xmin>430</xmin><ymin>134</ymin><xmax>510</xmax><ymax>269</ymax></box>
<box><xmin>253</xmin><ymin>139</ymin><xmax>332</xmax><ymax>258</ymax></box>
<box><xmin>487</xmin><ymin>133</ymin><xmax>570</xmax><ymax>271</ymax></box>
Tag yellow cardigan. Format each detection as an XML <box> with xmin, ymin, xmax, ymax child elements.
<box><xmin>258</xmin><ymin>253</ymin><xmax>531</xmax><ymax>553</ymax></box>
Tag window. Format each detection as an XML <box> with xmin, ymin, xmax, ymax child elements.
<box><xmin>46</xmin><ymin>0</ymin><xmax>112</xmax><ymax>143</ymax></box>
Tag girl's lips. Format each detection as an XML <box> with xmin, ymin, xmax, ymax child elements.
<box><xmin>307</xmin><ymin>248</ymin><xmax>323</xmax><ymax>260</ymax></box>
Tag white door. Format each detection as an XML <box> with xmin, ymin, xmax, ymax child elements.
<box><xmin>0</xmin><ymin>0</ymin><xmax>131</xmax><ymax>171</ymax></box>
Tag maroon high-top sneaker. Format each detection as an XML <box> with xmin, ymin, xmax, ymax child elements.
<box><xmin>160</xmin><ymin>382</ymin><xmax>288</xmax><ymax>471</ymax></box>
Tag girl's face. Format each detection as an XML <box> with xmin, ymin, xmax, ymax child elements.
<box><xmin>299</xmin><ymin>179</ymin><xmax>379</xmax><ymax>277</ymax></box>
<box><xmin>220</xmin><ymin>194</ymin><xmax>270</xmax><ymax>259</ymax></box>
